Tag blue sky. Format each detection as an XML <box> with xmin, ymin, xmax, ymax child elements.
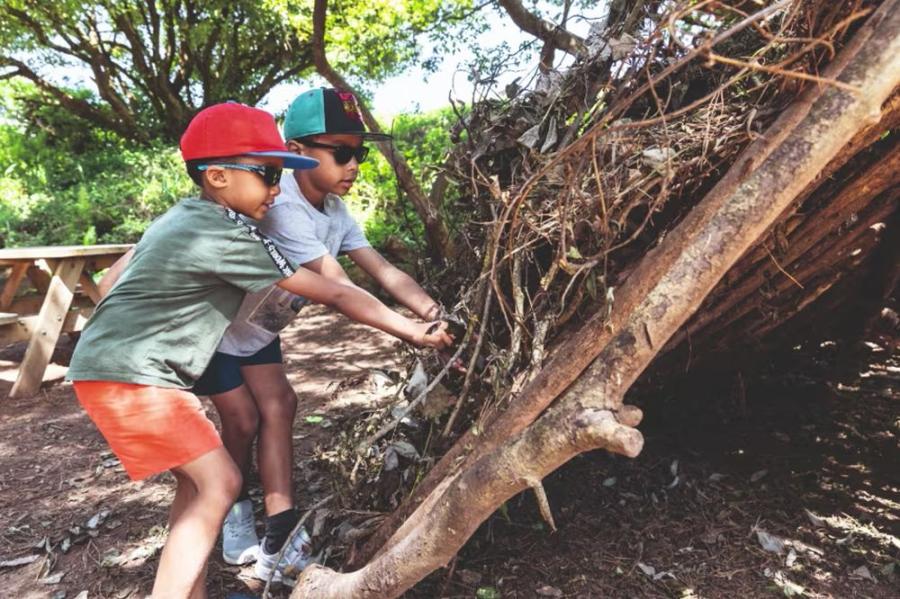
<box><xmin>30</xmin><ymin>3</ymin><xmax>605</xmax><ymax>121</ymax></box>
<box><xmin>261</xmin><ymin>3</ymin><xmax>605</xmax><ymax>118</ymax></box>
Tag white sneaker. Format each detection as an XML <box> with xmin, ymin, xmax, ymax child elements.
<box><xmin>222</xmin><ymin>499</ymin><xmax>260</xmax><ymax>565</ymax></box>
<box><xmin>253</xmin><ymin>527</ymin><xmax>312</xmax><ymax>586</ymax></box>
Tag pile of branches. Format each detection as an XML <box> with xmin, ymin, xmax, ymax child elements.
<box><xmin>435</xmin><ymin>0</ymin><xmax>879</xmax><ymax>436</ymax></box>
<box><xmin>300</xmin><ymin>0</ymin><xmax>896</xmax><ymax>580</ymax></box>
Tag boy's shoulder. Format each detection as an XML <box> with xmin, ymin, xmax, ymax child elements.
<box><xmin>143</xmin><ymin>198</ymin><xmax>268</xmax><ymax>253</ymax></box>
<box><xmin>323</xmin><ymin>193</ymin><xmax>355</xmax><ymax>217</ymax></box>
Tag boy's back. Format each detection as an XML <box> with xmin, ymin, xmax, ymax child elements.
<box><xmin>68</xmin><ymin>197</ymin><xmax>295</xmax><ymax>388</ymax></box>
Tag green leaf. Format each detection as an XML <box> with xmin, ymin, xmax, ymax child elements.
<box><xmin>475</xmin><ymin>587</ymin><xmax>501</xmax><ymax>599</ymax></box>
<box><xmin>304</xmin><ymin>415</ymin><xmax>325</xmax><ymax>424</ymax></box>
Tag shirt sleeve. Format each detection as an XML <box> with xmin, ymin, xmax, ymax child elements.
<box><xmin>337</xmin><ymin>206</ymin><xmax>371</xmax><ymax>254</ymax></box>
<box><xmin>262</xmin><ymin>202</ymin><xmax>330</xmax><ymax>265</ymax></box>
<box><xmin>217</xmin><ymin>223</ymin><xmax>297</xmax><ymax>293</ymax></box>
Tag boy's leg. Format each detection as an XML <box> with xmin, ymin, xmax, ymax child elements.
<box><xmin>199</xmin><ymin>355</ymin><xmax>262</xmax><ymax>565</ymax></box>
<box><xmin>152</xmin><ymin>447</ymin><xmax>242</xmax><ymax>598</ymax></box>
<box><xmin>241</xmin><ymin>361</ymin><xmax>313</xmax><ymax>584</ymax></box>
<box><xmin>241</xmin><ymin>362</ymin><xmax>297</xmax><ymax>519</ymax></box>
<box><xmin>208</xmin><ymin>384</ymin><xmax>260</xmax><ymax>481</ymax></box>
<box><xmin>167</xmin><ymin>472</ymin><xmax>209</xmax><ymax>599</ymax></box>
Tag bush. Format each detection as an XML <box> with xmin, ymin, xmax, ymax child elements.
<box><xmin>0</xmin><ymin>80</ymin><xmax>462</xmax><ymax>252</ymax></box>
<box><xmin>0</xmin><ymin>80</ymin><xmax>192</xmax><ymax>247</ymax></box>
<box><xmin>343</xmin><ymin>106</ymin><xmax>463</xmax><ymax>250</ymax></box>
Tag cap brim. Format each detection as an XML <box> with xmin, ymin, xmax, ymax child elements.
<box><xmin>360</xmin><ymin>131</ymin><xmax>393</xmax><ymax>142</ymax></box>
<box><xmin>246</xmin><ymin>151</ymin><xmax>319</xmax><ymax>170</ymax></box>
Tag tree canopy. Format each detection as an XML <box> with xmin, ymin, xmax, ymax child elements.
<box><xmin>0</xmin><ymin>0</ymin><xmax>478</xmax><ymax>142</ymax></box>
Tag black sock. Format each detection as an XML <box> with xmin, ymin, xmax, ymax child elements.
<box><xmin>264</xmin><ymin>508</ymin><xmax>299</xmax><ymax>554</ymax></box>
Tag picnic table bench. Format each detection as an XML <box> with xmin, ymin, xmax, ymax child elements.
<box><xmin>0</xmin><ymin>244</ymin><xmax>133</xmax><ymax>398</ymax></box>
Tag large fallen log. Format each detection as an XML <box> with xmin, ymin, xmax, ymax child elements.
<box><xmin>353</xmin><ymin>0</ymin><xmax>900</xmax><ymax>563</ymax></box>
<box><xmin>294</xmin><ymin>2</ymin><xmax>900</xmax><ymax>596</ymax></box>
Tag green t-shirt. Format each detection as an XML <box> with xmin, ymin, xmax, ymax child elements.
<box><xmin>67</xmin><ymin>197</ymin><xmax>296</xmax><ymax>388</ymax></box>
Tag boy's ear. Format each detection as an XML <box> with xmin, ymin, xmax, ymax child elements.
<box><xmin>203</xmin><ymin>166</ymin><xmax>229</xmax><ymax>189</ymax></box>
<box><xmin>286</xmin><ymin>139</ymin><xmax>305</xmax><ymax>154</ymax></box>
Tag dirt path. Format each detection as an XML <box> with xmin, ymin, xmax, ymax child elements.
<box><xmin>0</xmin><ymin>305</ymin><xmax>403</xmax><ymax>599</ymax></box>
<box><xmin>0</xmin><ymin>307</ymin><xmax>897</xmax><ymax>598</ymax></box>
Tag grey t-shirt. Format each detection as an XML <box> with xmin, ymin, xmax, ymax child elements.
<box><xmin>67</xmin><ymin>198</ymin><xmax>297</xmax><ymax>388</ymax></box>
<box><xmin>216</xmin><ymin>171</ymin><xmax>370</xmax><ymax>356</ymax></box>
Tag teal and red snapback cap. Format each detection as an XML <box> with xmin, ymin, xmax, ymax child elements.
<box><xmin>283</xmin><ymin>88</ymin><xmax>392</xmax><ymax>142</ymax></box>
<box><xmin>181</xmin><ymin>102</ymin><xmax>318</xmax><ymax>170</ymax></box>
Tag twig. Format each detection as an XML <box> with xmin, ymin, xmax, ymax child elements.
<box><xmin>357</xmin><ymin>340</ymin><xmax>468</xmax><ymax>453</ymax></box>
<box><xmin>442</xmin><ymin>287</ymin><xmax>494</xmax><ymax>437</ymax></box>
<box><xmin>704</xmin><ymin>52</ymin><xmax>861</xmax><ymax>94</ymax></box>
<box><xmin>262</xmin><ymin>494</ymin><xmax>335</xmax><ymax>599</ymax></box>
<box><xmin>766</xmin><ymin>246</ymin><xmax>805</xmax><ymax>289</ymax></box>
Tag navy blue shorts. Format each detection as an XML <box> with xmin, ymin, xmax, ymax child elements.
<box><xmin>192</xmin><ymin>337</ymin><xmax>283</xmax><ymax>396</ymax></box>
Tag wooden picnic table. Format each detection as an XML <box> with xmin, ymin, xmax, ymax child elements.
<box><xmin>0</xmin><ymin>244</ymin><xmax>133</xmax><ymax>398</ymax></box>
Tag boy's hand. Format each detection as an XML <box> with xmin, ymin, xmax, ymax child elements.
<box><xmin>415</xmin><ymin>321</ymin><xmax>454</xmax><ymax>350</ymax></box>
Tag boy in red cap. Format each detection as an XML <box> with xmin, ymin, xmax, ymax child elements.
<box><xmin>68</xmin><ymin>102</ymin><xmax>453</xmax><ymax>598</ymax></box>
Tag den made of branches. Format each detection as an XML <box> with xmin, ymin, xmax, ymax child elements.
<box><xmin>287</xmin><ymin>2</ymin><xmax>900</xmax><ymax>597</ymax></box>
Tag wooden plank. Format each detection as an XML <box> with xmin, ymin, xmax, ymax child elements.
<box><xmin>84</xmin><ymin>255</ymin><xmax>123</xmax><ymax>271</ymax></box>
<box><xmin>0</xmin><ymin>263</ymin><xmax>29</xmax><ymax>309</ymax></box>
<box><xmin>8</xmin><ymin>294</ymin><xmax>93</xmax><ymax>317</ymax></box>
<box><xmin>0</xmin><ymin>244</ymin><xmax>133</xmax><ymax>261</ymax></box>
<box><xmin>27</xmin><ymin>265</ymin><xmax>51</xmax><ymax>295</ymax></box>
<box><xmin>10</xmin><ymin>258</ymin><xmax>85</xmax><ymax>398</ymax></box>
<box><xmin>0</xmin><ymin>309</ymin><xmax>90</xmax><ymax>346</ymax></box>
<box><xmin>79</xmin><ymin>272</ymin><xmax>102</xmax><ymax>304</ymax></box>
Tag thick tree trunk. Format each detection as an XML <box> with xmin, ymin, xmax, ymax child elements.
<box><xmin>310</xmin><ymin>0</ymin><xmax>453</xmax><ymax>265</ymax></box>
<box><xmin>294</xmin><ymin>4</ymin><xmax>900</xmax><ymax>597</ymax></box>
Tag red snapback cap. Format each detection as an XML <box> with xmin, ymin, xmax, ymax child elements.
<box><xmin>180</xmin><ymin>102</ymin><xmax>318</xmax><ymax>170</ymax></box>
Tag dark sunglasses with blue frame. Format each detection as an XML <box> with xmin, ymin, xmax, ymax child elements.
<box><xmin>300</xmin><ymin>140</ymin><xmax>370</xmax><ymax>165</ymax></box>
<box><xmin>197</xmin><ymin>163</ymin><xmax>283</xmax><ymax>187</ymax></box>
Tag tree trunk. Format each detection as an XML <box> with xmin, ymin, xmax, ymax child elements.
<box><xmin>310</xmin><ymin>0</ymin><xmax>453</xmax><ymax>265</ymax></box>
<box><xmin>294</xmin><ymin>3</ymin><xmax>900</xmax><ymax>597</ymax></box>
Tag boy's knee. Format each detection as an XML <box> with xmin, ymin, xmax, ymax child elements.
<box><xmin>233</xmin><ymin>408</ymin><xmax>260</xmax><ymax>439</ymax></box>
<box><xmin>260</xmin><ymin>390</ymin><xmax>298</xmax><ymax>422</ymax></box>
<box><xmin>220</xmin><ymin>462</ymin><xmax>243</xmax><ymax>501</ymax></box>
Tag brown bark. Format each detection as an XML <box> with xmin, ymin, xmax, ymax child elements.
<box><xmin>296</xmin><ymin>407</ymin><xmax>643</xmax><ymax>599</ymax></box>
<box><xmin>295</xmin><ymin>3</ymin><xmax>900</xmax><ymax>596</ymax></box>
<box><xmin>310</xmin><ymin>0</ymin><xmax>453</xmax><ymax>265</ymax></box>
<box><xmin>669</xmin><ymin>103</ymin><xmax>900</xmax><ymax>352</ymax></box>
<box><xmin>354</xmin><ymin>0</ymin><xmax>899</xmax><ymax>562</ymax></box>
<box><xmin>497</xmin><ymin>0</ymin><xmax>585</xmax><ymax>57</ymax></box>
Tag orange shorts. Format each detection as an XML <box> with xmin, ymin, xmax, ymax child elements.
<box><xmin>73</xmin><ymin>381</ymin><xmax>222</xmax><ymax>481</ymax></box>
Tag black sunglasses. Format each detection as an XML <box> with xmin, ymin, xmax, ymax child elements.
<box><xmin>198</xmin><ymin>163</ymin><xmax>283</xmax><ymax>187</ymax></box>
<box><xmin>301</xmin><ymin>140</ymin><xmax>369</xmax><ymax>165</ymax></box>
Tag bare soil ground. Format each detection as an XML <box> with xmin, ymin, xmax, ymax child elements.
<box><xmin>0</xmin><ymin>306</ymin><xmax>897</xmax><ymax>599</ymax></box>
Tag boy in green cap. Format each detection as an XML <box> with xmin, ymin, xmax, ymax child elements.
<box><xmin>195</xmin><ymin>88</ymin><xmax>445</xmax><ymax>584</ymax></box>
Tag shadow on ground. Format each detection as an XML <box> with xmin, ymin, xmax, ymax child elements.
<box><xmin>0</xmin><ymin>305</ymin><xmax>896</xmax><ymax>598</ymax></box>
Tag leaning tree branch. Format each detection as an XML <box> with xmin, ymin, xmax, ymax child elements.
<box><xmin>325</xmin><ymin>2</ymin><xmax>900</xmax><ymax>592</ymax></box>
<box><xmin>497</xmin><ymin>0</ymin><xmax>585</xmax><ymax>57</ymax></box>
<box><xmin>311</xmin><ymin>0</ymin><xmax>453</xmax><ymax>264</ymax></box>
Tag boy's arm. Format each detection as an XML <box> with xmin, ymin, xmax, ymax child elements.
<box><xmin>301</xmin><ymin>253</ymin><xmax>355</xmax><ymax>285</ymax></box>
<box><xmin>97</xmin><ymin>248</ymin><xmax>135</xmax><ymax>298</ymax></box>
<box><xmin>276</xmin><ymin>267</ymin><xmax>452</xmax><ymax>349</ymax></box>
<box><xmin>346</xmin><ymin>247</ymin><xmax>441</xmax><ymax>321</ymax></box>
